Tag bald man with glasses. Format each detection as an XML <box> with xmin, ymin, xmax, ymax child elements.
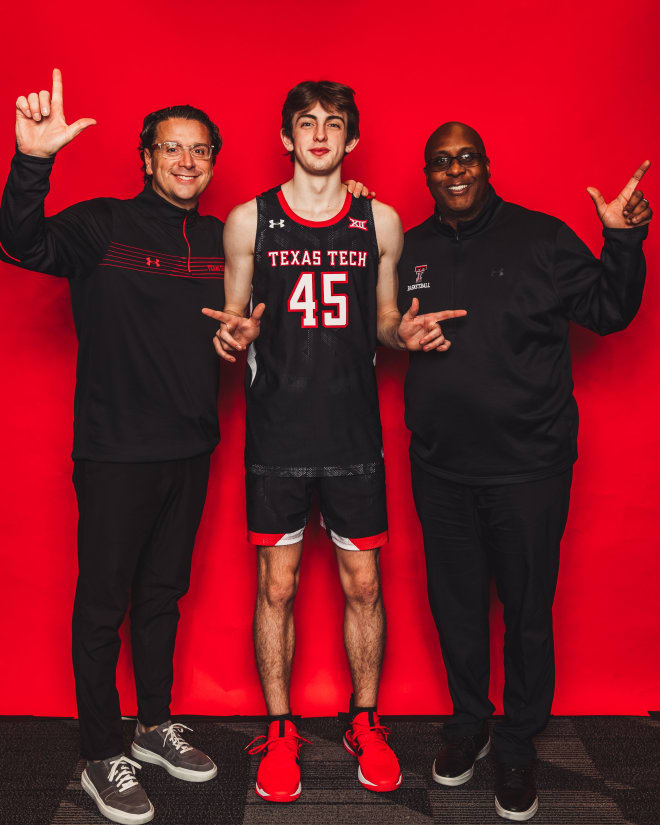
<box><xmin>397</xmin><ymin>121</ymin><xmax>652</xmax><ymax>821</ymax></box>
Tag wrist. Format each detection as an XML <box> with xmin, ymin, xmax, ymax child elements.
<box><xmin>23</xmin><ymin>150</ymin><xmax>55</xmax><ymax>159</ymax></box>
<box><xmin>16</xmin><ymin>144</ymin><xmax>56</xmax><ymax>161</ymax></box>
<box><xmin>389</xmin><ymin>322</ymin><xmax>410</xmax><ymax>350</ymax></box>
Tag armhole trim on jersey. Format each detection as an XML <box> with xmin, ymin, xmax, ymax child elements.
<box><xmin>362</xmin><ymin>197</ymin><xmax>380</xmax><ymax>260</ymax></box>
<box><xmin>277</xmin><ymin>188</ymin><xmax>352</xmax><ymax>227</ymax></box>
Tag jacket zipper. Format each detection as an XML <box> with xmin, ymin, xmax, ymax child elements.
<box><xmin>182</xmin><ymin>214</ymin><xmax>191</xmax><ymax>273</ymax></box>
<box><xmin>451</xmin><ymin>226</ymin><xmax>460</xmax><ymax>308</ymax></box>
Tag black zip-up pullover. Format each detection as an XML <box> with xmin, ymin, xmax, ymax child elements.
<box><xmin>397</xmin><ymin>187</ymin><xmax>647</xmax><ymax>485</ymax></box>
<box><xmin>0</xmin><ymin>150</ymin><xmax>225</xmax><ymax>462</ymax></box>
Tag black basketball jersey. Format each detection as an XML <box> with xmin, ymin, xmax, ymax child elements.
<box><xmin>245</xmin><ymin>185</ymin><xmax>383</xmax><ymax>476</ymax></box>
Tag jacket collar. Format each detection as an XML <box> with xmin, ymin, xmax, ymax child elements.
<box><xmin>135</xmin><ymin>183</ymin><xmax>199</xmax><ymax>223</ymax></box>
<box><xmin>433</xmin><ymin>185</ymin><xmax>502</xmax><ymax>238</ymax></box>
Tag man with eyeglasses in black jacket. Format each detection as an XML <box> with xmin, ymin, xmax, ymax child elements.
<box><xmin>397</xmin><ymin>121</ymin><xmax>652</xmax><ymax>822</ymax></box>
<box><xmin>0</xmin><ymin>68</ymin><xmax>225</xmax><ymax>824</ymax></box>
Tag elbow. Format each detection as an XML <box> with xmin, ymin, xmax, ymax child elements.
<box><xmin>594</xmin><ymin>292</ymin><xmax>644</xmax><ymax>336</ymax></box>
<box><xmin>596</xmin><ymin>315</ymin><xmax>637</xmax><ymax>336</ymax></box>
<box><xmin>597</xmin><ymin>323</ymin><xmax>626</xmax><ymax>337</ymax></box>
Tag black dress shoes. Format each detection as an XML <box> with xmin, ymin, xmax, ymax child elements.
<box><xmin>494</xmin><ymin>761</ymin><xmax>538</xmax><ymax>821</ymax></box>
<box><xmin>431</xmin><ymin>730</ymin><xmax>491</xmax><ymax>786</ymax></box>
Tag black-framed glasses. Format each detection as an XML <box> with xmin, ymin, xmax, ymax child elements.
<box><xmin>425</xmin><ymin>152</ymin><xmax>484</xmax><ymax>172</ymax></box>
<box><xmin>151</xmin><ymin>141</ymin><xmax>214</xmax><ymax>160</ymax></box>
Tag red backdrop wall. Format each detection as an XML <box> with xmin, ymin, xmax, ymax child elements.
<box><xmin>0</xmin><ymin>0</ymin><xmax>658</xmax><ymax>718</ymax></box>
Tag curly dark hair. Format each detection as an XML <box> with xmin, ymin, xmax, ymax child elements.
<box><xmin>138</xmin><ymin>104</ymin><xmax>222</xmax><ymax>183</ymax></box>
<box><xmin>281</xmin><ymin>81</ymin><xmax>359</xmax><ymax>162</ymax></box>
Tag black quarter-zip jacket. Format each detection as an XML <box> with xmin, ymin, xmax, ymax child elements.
<box><xmin>397</xmin><ymin>186</ymin><xmax>648</xmax><ymax>485</ymax></box>
<box><xmin>0</xmin><ymin>150</ymin><xmax>225</xmax><ymax>462</ymax></box>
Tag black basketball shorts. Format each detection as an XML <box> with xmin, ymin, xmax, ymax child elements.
<box><xmin>246</xmin><ymin>471</ymin><xmax>388</xmax><ymax>550</ymax></box>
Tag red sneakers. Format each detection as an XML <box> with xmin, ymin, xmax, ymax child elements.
<box><xmin>343</xmin><ymin>710</ymin><xmax>402</xmax><ymax>792</ymax></box>
<box><xmin>246</xmin><ymin>720</ymin><xmax>311</xmax><ymax>802</ymax></box>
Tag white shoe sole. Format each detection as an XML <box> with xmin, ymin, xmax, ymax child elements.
<box><xmin>495</xmin><ymin>794</ymin><xmax>539</xmax><ymax>821</ymax></box>
<box><xmin>432</xmin><ymin>737</ymin><xmax>491</xmax><ymax>786</ymax></box>
<box><xmin>131</xmin><ymin>742</ymin><xmax>218</xmax><ymax>782</ymax></box>
<box><xmin>81</xmin><ymin>770</ymin><xmax>154</xmax><ymax>825</ymax></box>
<box><xmin>357</xmin><ymin>764</ymin><xmax>403</xmax><ymax>791</ymax></box>
<box><xmin>255</xmin><ymin>779</ymin><xmax>302</xmax><ymax>802</ymax></box>
<box><xmin>343</xmin><ymin>736</ymin><xmax>403</xmax><ymax>791</ymax></box>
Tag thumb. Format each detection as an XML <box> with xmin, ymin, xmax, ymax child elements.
<box><xmin>251</xmin><ymin>302</ymin><xmax>266</xmax><ymax>322</ymax></box>
<box><xmin>405</xmin><ymin>297</ymin><xmax>419</xmax><ymax>319</ymax></box>
<box><xmin>68</xmin><ymin>118</ymin><xmax>97</xmax><ymax>140</ymax></box>
<box><xmin>586</xmin><ymin>186</ymin><xmax>606</xmax><ymax>214</ymax></box>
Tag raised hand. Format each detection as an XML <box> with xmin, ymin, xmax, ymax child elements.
<box><xmin>201</xmin><ymin>303</ymin><xmax>266</xmax><ymax>363</ymax></box>
<box><xmin>398</xmin><ymin>298</ymin><xmax>467</xmax><ymax>352</ymax></box>
<box><xmin>586</xmin><ymin>161</ymin><xmax>653</xmax><ymax>229</ymax></box>
<box><xmin>15</xmin><ymin>68</ymin><xmax>96</xmax><ymax>158</ymax></box>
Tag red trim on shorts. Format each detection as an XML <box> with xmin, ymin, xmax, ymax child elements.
<box><xmin>248</xmin><ymin>530</ymin><xmax>286</xmax><ymax>546</ymax></box>
<box><xmin>277</xmin><ymin>189</ymin><xmax>351</xmax><ymax>227</ymax></box>
<box><xmin>350</xmin><ymin>530</ymin><xmax>388</xmax><ymax>550</ymax></box>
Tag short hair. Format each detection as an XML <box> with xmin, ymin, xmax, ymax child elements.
<box><xmin>138</xmin><ymin>104</ymin><xmax>222</xmax><ymax>183</ymax></box>
<box><xmin>281</xmin><ymin>80</ymin><xmax>360</xmax><ymax>158</ymax></box>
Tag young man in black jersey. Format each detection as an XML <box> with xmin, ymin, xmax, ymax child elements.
<box><xmin>397</xmin><ymin>122</ymin><xmax>652</xmax><ymax>821</ymax></box>
<box><xmin>203</xmin><ymin>81</ymin><xmax>465</xmax><ymax>803</ymax></box>
<box><xmin>1</xmin><ymin>69</ymin><xmax>226</xmax><ymax>825</ymax></box>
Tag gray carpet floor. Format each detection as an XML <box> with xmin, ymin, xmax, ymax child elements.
<box><xmin>4</xmin><ymin>715</ymin><xmax>659</xmax><ymax>824</ymax></box>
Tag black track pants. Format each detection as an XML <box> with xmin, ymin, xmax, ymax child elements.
<box><xmin>411</xmin><ymin>462</ymin><xmax>572</xmax><ymax>766</ymax></box>
<box><xmin>72</xmin><ymin>455</ymin><xmax>210</xmax><ymax>760</ymax></box>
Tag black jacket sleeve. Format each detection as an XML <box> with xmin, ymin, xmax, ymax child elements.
<box><xmin>551</xmin><ymin>221</ymin><xmax>648</xmax><ymax>335</ymax></box>
<box><xmin>0</xmin><ymin>150</ymin><xmax>112</xmax><ymax>278</ymax></box>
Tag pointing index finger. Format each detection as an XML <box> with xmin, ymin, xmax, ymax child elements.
<box><xmin>416</xmin><ymin>309</ymin><xmax>467</xmax><ymax>324</ymax></box>
<box><xmin>201</xmin><ymin>307</ymin><xmax>235</xmax><ymax>323</ymax></box>
<box><xmin>620</xmin><ymin>160</ymin><xmax>651</xmax><ymax>201</ymax></box>
<box><xmin>51</xmin><ymin>68</ymin><xmax>63</xmax><ymax>109</ymax></box>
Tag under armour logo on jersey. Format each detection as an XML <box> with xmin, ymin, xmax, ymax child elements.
<box><xmin>415</xmin><ymin>265</ymin><xmax>427</xmax><ymax>283</ymax></box>
<box><xmin>490</xmin><ymin>266</ymin><xmax>505</xmax><ymax>278</ymax></box>
<box><xmin>146</xmin><ymin>257</ymin><xmax>160</xmax><ymax>267</ymax></box>
<box><xmin>348</xmin><ymin>217</ymin><xmax>368</xmax><ymax>231</ymax></box>
<box><xmin>269</xmin><ymin>219</ymin><xmax>285</xmax><ymax>228</ymax></box>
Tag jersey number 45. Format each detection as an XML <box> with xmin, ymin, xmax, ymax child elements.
<box><xmin>288</xmin><ymin>271</ymin><xmax>348</xmax><ymax>328</ymax></box>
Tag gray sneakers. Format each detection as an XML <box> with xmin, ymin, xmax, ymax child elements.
<box><xmin>81</xmin><ymin>722</ymin><xmax>215</xmax><ymax>822</ymax></box>
<box><xmin>131</xmin><ymin>721</ymin><xmax>218</xmax><ymax>782</ymax></box>
<box><xmin>81</xmin><ymin>755</ymin><xmax>154</xmax><ymax>825</ymax></box>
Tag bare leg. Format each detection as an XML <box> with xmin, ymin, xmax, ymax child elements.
<box><xmin>254</xmin><ymin>542</ymin><xmax>303</xmax><ymax>715</ymax></box>
<box><xmin>335</xmin><ymin>547</ymin><xmax>385</xmax><ymax>707</ymax></box>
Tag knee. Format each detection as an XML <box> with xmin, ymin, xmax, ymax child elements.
<box><xmin>258</xmin><ymin>568</ymin><xmax>298</xmax><ymax>610</ymax></box>
<box><xmin>132</xmin><ymin>575</ymin><xmax>191</xmax><ymax>611</ymax></box>
<box><xmin>72</xmin><ymin>599</ymin><xmax>125</xmax><ymax>653</ymax></box>
<box><xmin>130</xmin><ymin>591</ymin><xmax>183</xmax><ymax>623</ymax></box>
<box><xmin>73</xmin><ymin>583</ymin><xmax>128</xmax><ymax>630</ymax></box>
<box><xmin>343</xmin><ymin>570</ymin><xmax>381</xmax><ymax>608</ymax></box>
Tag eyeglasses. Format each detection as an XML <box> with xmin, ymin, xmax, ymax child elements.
<box><xmin>425</xmin><ymin>152</ymin><xmax>484</xmax><ymax>171</ymax></box>
<box><xmin>151</xmin><ymin>141</ymin><xmax>214</xmax><ymax>160</ymax></box>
